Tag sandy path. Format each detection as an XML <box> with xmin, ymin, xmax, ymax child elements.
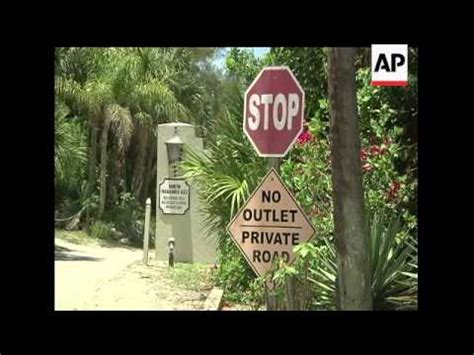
<box><xmin>55</xmin><ymin>238</ymin><xmax>143</xmax><ymax>310</ymax></box>
<box><xmin>55</xmin><ymin>237</ymin><xmax>212</xmax><ymax>310</ymax></box>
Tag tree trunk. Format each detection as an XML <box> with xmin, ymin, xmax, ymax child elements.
<box><xmin>108</xmin><ymin>144</ymin><xmax>120</xmax><ymax>207</ymax></box>
<box><xmin>141</xmin><ymin>139</ymin><xmax>155</xmax><ymax>202</ymax></box>
<box><xmin>85</xmin><ymin>115</ymin><xmax>99</xmax><ymax>226</ymax></box>
<box><xmin>98</xmin><ymin>112</ymin><xmax>111</xmax><ymax>219</ymax></box>
<box><xmin>328</xmin><ymin>48</ymin><xmax>373</xmax><ymax>310</ymax></box>
<box><xmin>148</xmin><ymin>159</ymin><xmax>157</xmax><ymax>208</ymax></box>
<box><xmin>132</xmin><ymin>124</ymin><xmax>148</xmax><ymax>202</ymax></box>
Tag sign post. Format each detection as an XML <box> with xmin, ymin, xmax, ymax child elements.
<box><xmin>236</xmin><ymin>66</ymin><xmax>310</xmax><ymax>310</ymax></box>
<box><xmin>227</xmin><ymin>169</ymin><xmax>315</xmax><ymax>308</ymax></box>
<box><xmin>266</xmin><ymin>157</ymin><xmax>281</xmax><ymax>309</ymax></box>
<box><xmin>143</xmin><ymin>197</ymin><xmax>151</xmax><ymax>264</ymax></box>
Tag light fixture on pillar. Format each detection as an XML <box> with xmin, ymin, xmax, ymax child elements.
<box><xmin>165</xmin><ymin>133</ymin><xmax>184</xmax><ymax>177</ymax></box>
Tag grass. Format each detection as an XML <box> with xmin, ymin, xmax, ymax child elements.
<box><xmin>55</xmin><ymin>229</ymin><xmax>96</xmax><ymax>245</ymax></box>
<box><xmin>167</xmin><ymin>263</ymin><xmax>215</xmax><ymax>291</ymax></box>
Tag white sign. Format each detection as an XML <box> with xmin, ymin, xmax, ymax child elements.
<box><xmin>371</xmin><ymin>44</ymin><xmax>408</xmax><ymax>86</ymax></box>
<box><xmin>159</xmin><ymin>178</ymin><xmax>190</xmax><ymax>215</ymax></box>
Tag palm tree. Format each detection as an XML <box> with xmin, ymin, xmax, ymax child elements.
<box><xmin>98</xmin><ymin>103</ymin><xmax>133</xmax><ymax>217</ymax></box>
<box><xmin>55</xmin><ymin>47</ymin><xmax>223</xmax><ymax>223</ymax></box>
<box><xmin>56</xmin><ymin>48</ymin><xmax>130</xmax><ymax>219</ymax></box>
<box><xmin>120</xmin><ymin>48</ymin><xmax>189</xmax><ymax>202</ymax></box>
<box><xmin>54</xmin><ymin>100</ymin><xmax>87</xmax><ymax>185</ymax></box>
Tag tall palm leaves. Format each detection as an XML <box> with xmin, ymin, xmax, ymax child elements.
<box><xmin>55</xmin><ymin>48</ymin><xmax>177</xmax><ymax>212</ymax></box>
<box><xmin>181</xmin><ymin>84</ymin><xmax>268</xmax><ymax>296</ymax></box>
<box><xmin>56</xmin><ymin>50</ymin><xmax>119</xmax><ymax>221</ymax></box>
<box><xmin>181</xmin><ymin>86</ymin><xmax>267</xmax><ymax>243</ymax></box>
<box><xmin>130</xmin><ymin>78</ymin><xmax>187</xmax><ymax>122</ymax></box>
<box><xmin>54</xmin><ymin>101</ymin><xmax>87</xmax><ymax>183</ymax></box>
<box><xmin>56</xmin><ymin>51</ymin><xmax>115</xmax><ymax>170</ymax></box>
<box><xmin>55</xmin><ymin>47</ymin><xmax>223</xmax><ymax>222</ymax></box>
<box><xmin>98</xmin><ymin>104</ymin><xmax>134</xmax><ymax>217</ymax></box>
<box><xmin>55</xmin><ymin>47</ymin><xmax>102</xmax><ymax>85</ymax></box>
<box><xmin>124</xmin><ymin>49</ymin><xmax>188</xmax><ymax>201</ymax></box>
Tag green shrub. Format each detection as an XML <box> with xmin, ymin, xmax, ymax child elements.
<box><xmin>89</xmin><ymin>221</ymin><xmax>115</xmax><ymax>240</ymax></box>
<box><xmin>264</xmin><ymin>208</ymin><xmax>417</xmax><ymax>310</ymax></box>
<box><xmin>103</xmin><ymin>191</ymin><xmax>146</xmax><ymax>246</ymax></box>
<box><xmin>214</xmin><ymin>234</ymin><xmax>256</xmax><ymax>304</ymax></box>
<box><xmin>182</xmin><ymin>49</ymin><xmax>417</xmax><ymax>309</ymax></box>
<box><xmin>356</xmin><ymin>68</ymin><xmax>417</xmax><ymax>235</ymax></box>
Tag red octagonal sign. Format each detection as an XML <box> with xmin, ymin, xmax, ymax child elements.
<box><xmin>244</xmin><ymin>66</ymin><xmax>305</xmax><ymax>157</ymax></box>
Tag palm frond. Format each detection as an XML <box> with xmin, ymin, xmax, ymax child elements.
<box><xmin>105</xmin><ymin>104</ymin><xmax>134</xmax><ymax>154</ymax></box>
<box><xmin>54</xmin><ymin>101</ymin><xmax>87</xmax><ymax>183</ymax></box>
<box><xmin>131</xmin><ymin>78</ymin><xmax>187</xmax><ymax>122</ymax></box>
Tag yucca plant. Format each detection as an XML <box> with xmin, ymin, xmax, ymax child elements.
<box><xmin>308</xmin><ymin>209</ymin><xmax>417</xmax><ymax>310</ymax></box>
<box><xmin>368</xmin><ymin>210</ymin><xmax>418</xmax><ymax>310</ymax></box>
<box><xmin>307</xmin><ymin>237</ymin><xmax>338</xmax><ymax>309</ymax></box>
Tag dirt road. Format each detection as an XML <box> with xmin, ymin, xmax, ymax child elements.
<box><xmin>55</xmin><ymin>237</ymin><xmax>212</xmax><ymax>310</ymax></box>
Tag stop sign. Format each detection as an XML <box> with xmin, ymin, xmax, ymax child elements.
<box><xmin>244</xmin><ymin>66</ymin><xmax>305</xmax><ymax>157</ymax></box>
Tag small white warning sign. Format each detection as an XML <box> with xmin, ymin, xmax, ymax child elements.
<box><xmin>159</xmin><ymin>178</ymin><xmax>190</xmax><ymax>215</ymax></box>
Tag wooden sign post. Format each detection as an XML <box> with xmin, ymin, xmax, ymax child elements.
<box><xmin>227</xmin><ymin>167</ymin><xmax>315</xmax><ymax>310</ymax></box>
<box><xmin>238</xmin><ymin>66</ymin><xmax>310</xmax><ymax>310</ymax></box>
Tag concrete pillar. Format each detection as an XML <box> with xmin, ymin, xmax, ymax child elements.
<box><xmin>155</xmin><ymin>123</ymin><xmax>216</xmax><ymax>264</ymax></box>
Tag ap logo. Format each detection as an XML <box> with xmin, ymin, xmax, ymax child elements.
<box><xmin>371</xmin><ymin>44</ymin><xmax>408</xmax><ymax>86</ymax></box>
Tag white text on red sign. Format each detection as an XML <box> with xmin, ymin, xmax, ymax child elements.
<box><xmin>247</xmin><ymin>93</ymin><xmax>300</xmax><ymax>131</ymax></box>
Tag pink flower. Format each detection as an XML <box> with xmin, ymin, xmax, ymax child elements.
<box><xmin>369</xmin><ymin>145</ymin><xmax>381</xmax><ymax>156</ymax></box>
<box><xmin>387</xmin><ymin>181</ymin><xmax>401</xmax><ymax>200</ymax></box>
<box><xmin>362</xmin><ymin>163</ymin><xmax>373</xmax><ymax>173</ymax></box>
<box><xmin>297</xmin><ymin>131</ymin><xmax>313</xmax><ymax>145</ymax></box>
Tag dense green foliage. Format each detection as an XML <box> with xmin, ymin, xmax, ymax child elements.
<box><xmin>182</xmin><ymin>47</ymin><xmax>418</xmax><ymax>309</ymax></box>
<box><xmin>304</xmin><ymin>210</ymin><xmax>417</xmax><ymax>310</ymax></box>
<box><xmin>55</xmin><ymin>47</ymin><xmax>418</xmax><ymax>310</ymax></box>
<box><xmin>55</xmin><ymin>47</ymin><xmax>226</xmax><ymax>244</ymax></box>
<box><xmin>55</xmin><ymin>101</ymin><xmax>88</xmax><ymax>184</ymax></box>
<box><xmin>181</xmin><ymin>84</ymin><xmax>268</xmax><ymax>300</ymax></box>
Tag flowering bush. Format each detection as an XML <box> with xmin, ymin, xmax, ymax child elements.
<box><xmin>282</xmin><ymin>115</ymin><xmax>334</xmax><ymax>245</ymax></box>
<box><xmin>185</xmin><ymin>48</ymin><xmax>417</xmax><ymax>309</ymax></box>
<box><xmin>297</xmin><ymin>130</ymin><xmax>313</xmax><ymax>145</ymax></box>
<box><xmin>277</xmin><ymin>67</ymin><xmax>417</xmax><ymax>309</ymax></box>
<box><xmin>356</xmin><ymin>68</ymin><xmax>417</xmax><ymax>234</ymax></box>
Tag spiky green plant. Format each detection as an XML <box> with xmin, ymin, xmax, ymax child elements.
<box><xmin>306</xmin><ymin>237</ymin><xmax>338</xmax><ymax>309</ymax></box>
<box><xmin>308</xmin><ymin>209</ymin><xmax>418</xmax><ymax>310</ymax></box>
<box><xmin>368</xmin><ymin>210</ymin><xmax>418</xmax><ymax>309</ymax></box>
